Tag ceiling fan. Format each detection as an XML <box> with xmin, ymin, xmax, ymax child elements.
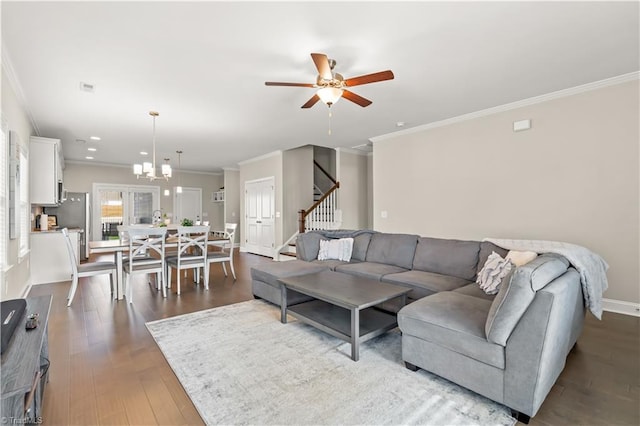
<box><xmin>265</xmin><ymin>53</ymin><xmax>394</xmax><ymax>109</ymax></box>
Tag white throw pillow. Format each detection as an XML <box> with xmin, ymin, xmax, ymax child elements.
<box><xmin>476</xmin><ymin>252</ymin><xmax>514</xmax><ymax>295</ymax></box>
<box><xmin>506</xmin><ymin>250</ymin><xmax>538</xmax><ymax>266</ymax></box>
<box><xmin>317</xmin><ymin>238</ymin><xmax>354</xmax><ymax>262</ymax></box>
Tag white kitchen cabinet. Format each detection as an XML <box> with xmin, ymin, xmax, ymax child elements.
<box><xmin>30</xmin><ymin>136</ymin><xmax>64</xmax><ymax>206</ymax></box>
<box><xmin>30</xmin><ymin>230</ymin><xmax>78</xmax><ymax>285</ymax></box>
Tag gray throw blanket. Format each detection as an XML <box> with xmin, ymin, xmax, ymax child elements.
<box><xmin>485</xmin><ymin>238</ymin><xmax>609</xmax><ymax>319</ymax></box>
<box><xmin>309</xmin><ymin>229</ymin><xmax>378</xmax><ymax>239</ymax></box>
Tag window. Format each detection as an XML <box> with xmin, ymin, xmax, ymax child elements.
<box><xmin>18</xmin><ymin>144</ymin><xmax>29</xmax><ymax>256</ymax></box>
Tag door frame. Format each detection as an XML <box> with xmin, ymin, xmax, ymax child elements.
<box><xmin>244</xmin><ymin>176</ymin><xmax>275</xmax><ymax>256</ymax></box>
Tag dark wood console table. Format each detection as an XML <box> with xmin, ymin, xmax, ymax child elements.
<box><xmin>1</xmin><ymin>295</ymin><xmax>52</xmax><ymax>424</ymax></box>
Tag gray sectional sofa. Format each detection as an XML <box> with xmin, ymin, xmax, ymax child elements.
<box><xmin>250</xmin><ymin>230</ymin><xmax>586</xmax><ymax>422</ymax></box>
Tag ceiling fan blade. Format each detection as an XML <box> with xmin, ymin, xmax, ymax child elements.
<box><xmin>265</xmin><ymin>82</ymin><xmax>315</xmax><ymax>87</ymax></box>
<box><xmin>311</xmin><ymin>53</ymin><xmax>333</xmax><ymax>80</ymax></box>
<box><xmin>301</xmin><ymin>94</ymin><xmax>320</xmax><ymax>109</ymax></box>
<box><xmin>342</xmin><ymin>90</ymin><xmax>372</xmax><ymax>107</ymax></box>
<box><xmin>344</xmin><ymin>70</ymin><xmax>394</xmax><ymax>87</ymax></box>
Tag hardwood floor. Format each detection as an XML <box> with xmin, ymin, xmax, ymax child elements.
<box><xmin>28</xmin><ymin>252</ymin><xmax>639</xmax><ymax>425</ymax></box>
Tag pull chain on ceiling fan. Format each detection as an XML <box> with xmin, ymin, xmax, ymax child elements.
<box><xmin>265</xmin><ymin>53</ymin><xmax>394</xmax><ymax>109</ymax></box>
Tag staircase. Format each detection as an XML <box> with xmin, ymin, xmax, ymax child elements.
<box><xmin>274</xmin><ymin>160</ymin><xmax>342</xmax><ymax>260</ymax></box>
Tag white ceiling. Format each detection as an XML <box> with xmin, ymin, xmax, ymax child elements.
<box><xmin>2</xmin><ymin>1</ymin><xmax>638</xmax><ymax>173</ymax></box>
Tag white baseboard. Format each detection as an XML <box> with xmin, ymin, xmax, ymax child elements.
<box><xmin>602</xmin><ymin>298</ymin><xmax>640</xmax><ymax>317</ymax></box>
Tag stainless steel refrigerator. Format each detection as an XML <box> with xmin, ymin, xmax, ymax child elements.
<box><xmin>45</xmin><ymin>192</ymin><xmax>91</xmax><ymax>260</ymax></box>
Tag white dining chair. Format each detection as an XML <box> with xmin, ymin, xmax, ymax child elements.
<box><xmin>165</xmin><ymin>225</ymin><xmax>210</xmax><ymax>294</ymax></box>
<box><xmin>122</xmin><ymin>226</ymin><xmax>168</xmax><ymax>303</ymax></box>
<box><xmin>62</xmin><ymin>227</ymin><xmax>117</xmax><ymax>307</ymax></box>
<box><xmin>205</xmin><ymin>223</ymin><xmax>237</xmax><ymax>280</ymax></box>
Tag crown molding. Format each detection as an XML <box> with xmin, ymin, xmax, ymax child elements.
<box><xmin>336</xmin><ymin>147</ymin><xmax>370</xmax><ymax>156</ymax></box>
<box><xmin>1</xmin><ymin>43</ymin><xmax>40</xmax><ymax>135</ymax></box>
<box><xmin>237</xmin><ymin>150</ymin><xmax>282</xmax><ymax>166</ymax></box>
<box><xmin>370</xmin><ymin>71</ymin><xmax>640</xmax><ymax>143</ymax></box>
<box><xmin>65</xmin><ymin>160</ymin><xmax>222</xmax><ymax>175</ymax></box>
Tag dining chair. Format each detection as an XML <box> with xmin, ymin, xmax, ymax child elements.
<box><xmin>205</xmin><ymin>223</ymin><xmax>237</xmax><ymax>280</ymax></box>
<box><xmin>165</xmin><ymin>225</ymin><xmax>210</xmax><ymax>295</ymax></box>
<box><xmin>62</xmin><ymin>227</ymin><xmax>117</xmax><ymax>307</ymax></box>
<box><xmin>122</xmin><ymin>226</ymin><xmax>168</xmax><ymax>303</ymax></box>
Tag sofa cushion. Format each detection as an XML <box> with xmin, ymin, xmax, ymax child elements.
<box><xmin>295</xmin><ymin>232</ymin><xmax>326</xmax><ymax>261</ymax></box>
<box><xmin>413</xmin><ymin>237</ymin><xmax>481</xmax><ymax>281</ymax></box>
<box><xmin>365</xmin><ymin>233</ymin><xmax>419</xmax><ymax>270</ymax></box>
<box><xmin>398</xmin><ymin>292</ymin><xmax>504</xmax><ymax>369</ymax></box>
<box><xmin>477</xmin><ymin>241</ymin><xmax>509</xmax><ymax>275</ymax></box>
<box><xmin>382</xmin><ymin>270</ymin><xmax>472</xmax><ymax>300</ymax></box>
<box><xmin>312</xmin><ymin>259</ymin><xmax>360</xmax><ymax>271</ymax></box>
<box><xmin>485</xmin><ymin>254</ymin><xmax>570</xmax><ymax>346</ymax></box>
<box><xmin>352</xmin><ymin>233</ymin><xmax>373</xmax><ymax>261</ymax></box>
<box><xmin>250</xmin><ymin>260</ymin><xmax>328</xmax><ymax>288</ymax></box>
<box><xmin>453</xmin><ymin>283</ymin><xmax>497</xmax><ymax>301</ymax></box>
<box><xmin>335</xmin><ymin>262</ymin><xmax>408</xmax><ymax>281</ymax></box>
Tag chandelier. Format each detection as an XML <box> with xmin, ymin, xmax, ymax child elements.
<box><xmin>133</xmin><ymin>111</ymin><xmax>172</xmax><ymax>180</ymax></box>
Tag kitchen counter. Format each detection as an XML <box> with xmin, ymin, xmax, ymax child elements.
<box><xmin>31</xmin><ymin>227</ymin><xmax>83</xmax><ymax>234</ymax></box>
<box><xmin>30</xmin><ymin>230</ymin><xmax>80</xmax><ymax>285</ymax></box>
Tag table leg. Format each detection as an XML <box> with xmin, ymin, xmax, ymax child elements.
<box><xmin>116</xmin><ymin>251</ymin><xmax>123</xmax><ymax>300</ymax></box>
<box><xmin>351</xmin><ymin>308</ymin><xmax>360</xmax><ymax>361</ymax></box>
<box><xmin>280</xmin><ymin>285</ymin><xmax>288</xmax><ymax>324</ymax></box>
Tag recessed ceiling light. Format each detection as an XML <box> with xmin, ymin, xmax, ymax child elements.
<box><xmin>87</xmin><ymin>148</ymin><xmax>97</xmax><ymax>152</ymax></box>
<box><xmin>90</xmin><ymin>136</ymin><xmax>101</xmax><ymax>141</ymax></box>
<box><xmin>140</xmin><ymin>151</ymin><xmax>148</xmax><ymax>156</ymax></box>
<box><xmin>396</xmin><ymin>121</ymin><xmax>405</xmax><ymax>127</ymax></box>
<box><xmin>85</xmin><ymin>156</ymin><xmax>94</xmax><ymax>160</ymax></box>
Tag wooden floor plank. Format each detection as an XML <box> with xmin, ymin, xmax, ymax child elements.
<box><xmin>28</xmin><ymin>252</ymin><xmax>638</xmax><ymax>426</ymax></box>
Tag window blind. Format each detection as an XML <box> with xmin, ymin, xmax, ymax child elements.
<box><xmin>0</xmin><ymin>123</ymin><xmax>7</xmax><ymax>283</ymax></box>
<box><xmin>18</xmin><ymin>146</ymin><xmax>28</xmax><ymax>256</ymax></box>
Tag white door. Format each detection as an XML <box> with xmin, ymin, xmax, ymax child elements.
<box><xmin>173</xmin><ymin>187</ymin><xmax>202</xmax><ymax>224</ymax></box>
<box><xmin>245</xmin><ymin>177</ymin><xmax>275</xmax><ymax>256</ymax></box>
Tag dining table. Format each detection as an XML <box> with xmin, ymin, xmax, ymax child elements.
<box><xmin>88</xmin><ymin>234</ymin><xmax>231</xmax><ymax>300</ymax></box>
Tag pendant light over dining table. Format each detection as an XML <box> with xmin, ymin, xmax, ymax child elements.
<box><xmin>176</xmin><ymin>150</ymin><xmax>183</xmax><ymax>194</ymax></box>
<box><xmin>133</xmin><ymin>111</ymin><xmax>172</xmax><ymax>181</ymax></box>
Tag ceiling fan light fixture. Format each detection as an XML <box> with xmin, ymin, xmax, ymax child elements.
<box><xmin>133</xmin><ymin>163</ymin><xmax>143</xmax><ymax>175</ymax></box>
<box><xmin>317</xmin><ymin>87</ymin><xmax>343</xmax><ymax>106</ymax></box>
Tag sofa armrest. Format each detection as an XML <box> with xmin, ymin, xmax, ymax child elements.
<box><xmin>503</xmin><ymin>268</ymin><xmax>584</xmax><ymax>417</ymax></box>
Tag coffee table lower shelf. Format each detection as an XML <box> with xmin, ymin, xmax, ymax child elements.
<box><xmin>287</xmin><ymin>299</ymin><xmax>399</xmax><ymax>360</ymax></box>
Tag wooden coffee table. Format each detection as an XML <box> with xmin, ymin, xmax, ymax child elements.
<box><xmin>279</xmin><ymin>270</ymin><xmax>410</xmax><ymax>361</ymax></box>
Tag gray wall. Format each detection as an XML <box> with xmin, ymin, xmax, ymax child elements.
<box><xmin>1</xmin><ymin>70</ymin><xmax>34</xmax><ymax>300</ymax></box>
<box><xmin>223</xmin><ymin>168</ymin><xmax>240</xmax><ymax>243</ymax></box>
<box><xmin>336</xmin><ymin>148</ymin><xmax>369</xmax><ymax>230</ymax></box>
<box><xmin>283</xmin><ymin>146</ymin><xmax>314</xmax><ymax>239</ymax></box>
<box><xmin>372</xmin><ymin>80</ymin><xmax>639</xmax><ymax>304</ymax></box>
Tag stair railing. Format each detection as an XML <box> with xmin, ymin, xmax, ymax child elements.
<box><xmin>273</xmin><ymin>231</ymin><xmax>299</xmax><ymax>261</ymax></box>
<box><xmin>298</xmin><ymin>181</ymin><xmax>340</xmax><ymax>233</ymax></box>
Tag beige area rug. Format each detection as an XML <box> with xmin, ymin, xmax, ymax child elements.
<box><xmin>146</xmin><ymin>300</ymin><xmax>515</xmax><ymax>425</ymax></box>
